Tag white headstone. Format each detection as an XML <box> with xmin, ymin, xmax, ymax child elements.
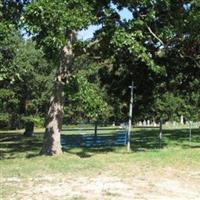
<box><xmin>180</xmin><ymin>115</ymin><xmax>184</xmax><ymax>124</ymax></box>
<box><xmin>153</xmin><ymin>121</ymin><xmax>157</xmax><ymax>127</ymax></box>
<box><xmin>139</xmin><ymin>121</ymin><xmax>142</xmax><ymax>126</ymax></box>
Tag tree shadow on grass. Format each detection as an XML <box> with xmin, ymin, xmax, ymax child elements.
<box><xmin>130</xmin><ymin>128</ymin><xmax>200</xmax><ymax>152</ymax></box>
<box><xmin>130</xmin><ymin>129</ymin><xmax>166</xmax><ymax>152</ymax></box>
<box><xmin>163</xmin><ymin>128</ymin><xmax>200</xmax><ymax>148</ymax></box>
<box><xmin>0</xmin><ymin>131</ymin><xmax>43</xmax><ymax>160</ymax></box>
<box><xmin>1</xmin><ymin>128</ymin><xmax>199</xmax><ymax>160</ymax></box>
<box><xmin>64</xmin><ymin>147</ymin><xmax>115</xmax><ymax>158</ymax></box>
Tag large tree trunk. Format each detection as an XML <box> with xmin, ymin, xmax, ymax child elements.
<box><xmin>40</xmin><ymin>32</ymin><xmax>75</xmax><ymax>155</ymax></box>
<box><xmin>40</xmin><ymin>81</ymin><xmax>64</xmax><ymax>155</ymax></box>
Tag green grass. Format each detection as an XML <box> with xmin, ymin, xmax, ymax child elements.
<box><xmin>0</xmin><ymin>127</ymin><xmax>199</xmax><ymax>178</ymax></box>
<box><xmin>0</xmin><ymin>127</ymin><xmax>199</xmax><ymax>199</ymax></box>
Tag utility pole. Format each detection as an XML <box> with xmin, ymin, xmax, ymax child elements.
<box><xmin>127</xmin><ymin>81</ymin><xmax>136</xmax><ymax>152</ymax></box>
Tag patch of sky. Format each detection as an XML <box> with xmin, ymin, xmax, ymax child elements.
<box><xmin>112</xmin><ymin>3</ymin><xmax>133</xmax><ymax>21</ymax></box>
<box><xmin>20</xmin><ymin>27</ymin><xmax>31</xmax><ymax>40</ymax></box>
<box><xmin>183</xmin><ymin>3</ymin><xmax>191</xmax><ymax>11</ymax></box>
<box><xmin>78</xmin><ymin>4</ymin><xmax>133</xmax><ymax>40</ymax></box>
<box><xmin>77</xmin><ymin>24</ymin><xmax>102</xmax><ymax>40</ymax></box>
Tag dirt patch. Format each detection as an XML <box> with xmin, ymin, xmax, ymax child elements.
<box><xmin>2</xmin><ymin>168</ymin><xmax>200</xmax><ymax>200</ymax></box>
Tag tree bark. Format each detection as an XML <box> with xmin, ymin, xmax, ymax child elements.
<box><xmin>40</xmin><ymin>32</ymin><xmax>75</xmax><ymax>155</ymax></box>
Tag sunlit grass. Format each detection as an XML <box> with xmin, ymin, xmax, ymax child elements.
<box><xmin>0</xmin><ymin>127</ymin><xmax>199</xmax><ymax>179</ymax></box>
<box><xmin>0</xmin><ymin>128</ymin><xmax>199</xmax><ymax>199</ymax></box>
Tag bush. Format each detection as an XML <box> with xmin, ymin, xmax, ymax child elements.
<box><xmin>0</xmin><ymin>113</ymin><xmax>10</xmax><ymax>129</ymax></box>
<box><xmin>21</xmin><ymin>115</ymin><xmax>45</xmax><ymax>128</ymax></box>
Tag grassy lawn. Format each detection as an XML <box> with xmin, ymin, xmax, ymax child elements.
<box><xmin>0</xmin><ymin>127</ymin><xmax>200</xmax><ymax>199</ymax></box>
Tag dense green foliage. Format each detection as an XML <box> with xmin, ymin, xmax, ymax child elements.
<box><xmin>0</xmin><ymin>0</ymin><xmax>53</xmax><ymax>128</ymax></box>
<box><xmin>88</xmin><ymin>0</ymin><xmax>200</xmax><ymax>122</ymax></box>
<box><xmin>0</xmin><ymin>33</ymin><xmax>53</xmax><ymax>128</ymax></box>
<box><xmin>24</xmin><ymin>0</ymin><xmax>96</xmax><ymax>60</ymax></box>
<box><xmin>0</xmin><ymin>0</ymin><xmax>199</xmax><ymax>129</ymax></box>
<box><xmin>64</xmin><ymin>55</ymin><xmax>113</xmax><ymax>122</ymax></box>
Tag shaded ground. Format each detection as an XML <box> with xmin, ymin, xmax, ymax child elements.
<box><xmin>0</xmin><ymin>128</ymin><xmax>199</xmax><ymax>159</ymax></box>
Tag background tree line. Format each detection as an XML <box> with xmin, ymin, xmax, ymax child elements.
<box><xmin>0</xmin><ymin>0</ymin><xmax>199</xmax><ymax>130</ymax></box>
<box><xmin>0</xmin><ymin>0</ymin><xmax>199</xmax><ymax>154</ymax></box>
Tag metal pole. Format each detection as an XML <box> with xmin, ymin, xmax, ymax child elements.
<box><xmin>159</xmin><ymin>118</ymin><xmax>163</xmax><ymax>148</ymax></box>
<box><xmin>189</xmin><ymin>121</ymin><xmax>192</xmax><ymax>144</ymax></box>
<box><xmin>127</xmin><ymin>81</ymin><xmax>135</xmax><ymax>152</ymax></box>
<box><xmin>94</xmin><ymin>120</ymin><xmax>98</xmax><ymax>143</ymax></box>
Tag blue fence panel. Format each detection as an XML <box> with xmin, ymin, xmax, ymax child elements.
<box><xmin>61</xmin><ymin>130</ymin><xmax>128</xmax><ymax>148</ymax></box>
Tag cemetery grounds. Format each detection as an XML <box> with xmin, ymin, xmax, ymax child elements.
<box><xmin>0</xmin><ymin>125</ymin><xmax>200</xmax><ymax>200</ymax></box>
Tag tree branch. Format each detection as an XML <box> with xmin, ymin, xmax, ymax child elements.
<box><xmin>179</xmin><ymin>52</ymin><xmax>200</xmax><ymax>68</ymax></box>
<box><xmin>146</xmin><ymin>24</ymin><xmax>164</xmax><ymax>46</ymax></box>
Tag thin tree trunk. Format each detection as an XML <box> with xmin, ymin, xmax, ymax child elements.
<box><xmin>40</xmin><ymin>32</ymin><xmax>75</xmax><ymax>155</ymax></box>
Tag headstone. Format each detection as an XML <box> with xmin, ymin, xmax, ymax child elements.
<box><xmin>143</xmin><ymin>120</ymin><xmax>147</xmax><ymax>126</ymax></box>
<box><xmin>152</xmin><ymin>121</ymin><xmax>157</xmax><ymax>127</ymax></box>
<box><xmin>147</xmin><ymin>120</ymin><xmax>150</xmax><ymax>126</ymax></box>
<box><xmin>138</xmin><ymin>121</ymin><xmax>142</xmax><ymax>126</ymax></box>
<box><xmin>120</xmin><ymin>123</ymin><xmax>126</xmax><ymax>129</ymax></box>
<box><xmin>24</xmin><ymin>121</ymin><xmax>34</xmax><ymax>137</ymax></box>
<box><xmin>180</xmin><ymin>115</ymin><xmax>184</xmax><ymax>124</ymax></box>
